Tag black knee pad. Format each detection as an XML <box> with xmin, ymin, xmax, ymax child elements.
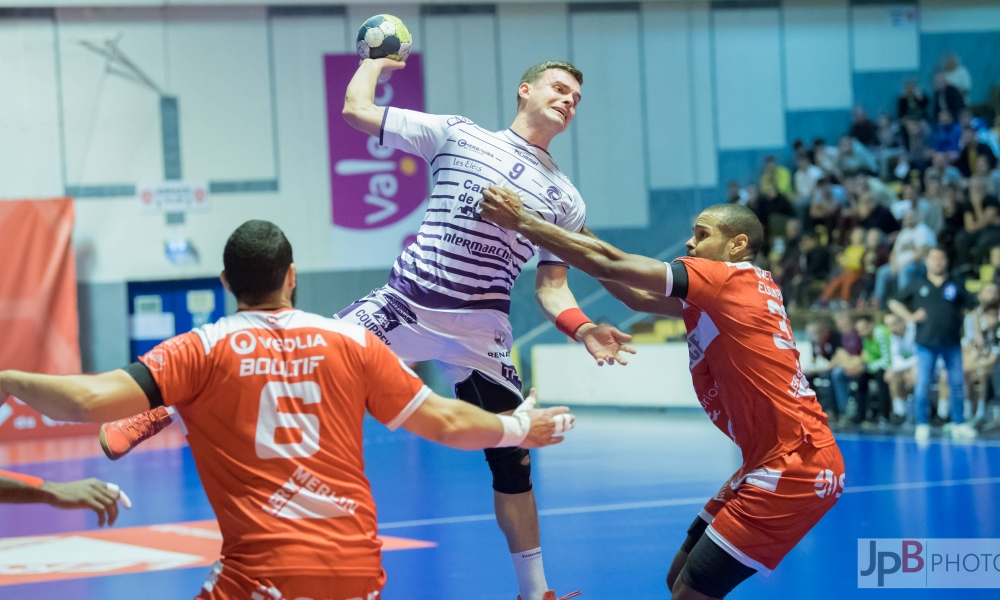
<box><xmin>485</xmin><ymin>446</ymin><xmax>532</xmax><ymax>494</ymax></box>
<box><xmin>454</xmin><ymin>371</ymin><xmax>531</xmax><ymax>494</ymax></box>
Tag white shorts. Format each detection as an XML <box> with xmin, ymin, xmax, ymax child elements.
<box><xmin>335</xmin><ymin>286</ymin><xmax>523</xmax><ymax>398</ymax></box>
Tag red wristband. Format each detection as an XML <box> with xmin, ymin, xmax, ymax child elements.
<box><xmin>556</xmin><ymin>308</ymin><xmax>593</xmax><ymax>340</ymax></box>
<box><xmin>0</xmin><ymin>469</ymin><xmax>44</xmax><ymax>488</ymax></box>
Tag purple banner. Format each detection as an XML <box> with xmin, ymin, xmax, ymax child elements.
<box><xmin>324</xmin><ymin>54</ymin><xmax>428</xmax><ymax>230</ymax></box>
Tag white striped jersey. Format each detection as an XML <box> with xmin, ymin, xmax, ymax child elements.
<box><xmin>379</xmin><ymin>108</ymin><xmax>587</xmax><ymax>314</ymax></box>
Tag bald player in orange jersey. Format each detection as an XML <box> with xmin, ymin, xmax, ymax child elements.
<box><xmin>0</xmin><ymin>220</ymin><xmax>575</xmax><ymax>600</ymax></box>
<box><xmin>480</xmin><ymin>190</ymin><xmax>844</xmax><ymax>600</ymax></box>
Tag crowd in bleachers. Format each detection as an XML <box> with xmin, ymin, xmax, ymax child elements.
<box><xmin>730</xmin><ymin>53</ymin><xmax>1000</xmax><ymax>440</ymax></box>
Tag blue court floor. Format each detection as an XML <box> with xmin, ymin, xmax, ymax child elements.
<box><xmin>2</xmin><ymin>409</ymin><xmax>998</xmax><ymax>599</ymax></box>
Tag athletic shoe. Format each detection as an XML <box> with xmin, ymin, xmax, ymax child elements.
<box><xmin>518</xmin><ymin>592</ymin><xmax>582</xmax><ymax>600</ymax></box>
<box><xmin>950</xmin><ymin>423</ymin><xmax>978</xmax><ymax>440</ymax></box>
<box><xmin>99</xmin><ymin>407</ymin><xmax>174</xmax><ymax>460</ymax></box>
<box><xmin>914</xmin><ymin>423</ymin><xmax>931</xmax><ymax>443</ymax></box>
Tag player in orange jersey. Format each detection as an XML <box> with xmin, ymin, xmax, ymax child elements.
<box><xmin>0</xmin><ymin>220</ymin><xmax>575</xmax><ymax>600</ymax></box>
<box><xmin>480</xmin><ymin>190</ymin><xmax>844</xmax><ymax>600</ymax></box>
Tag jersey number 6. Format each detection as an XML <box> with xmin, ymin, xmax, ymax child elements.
<box><xmin>255</xmin><ymin>381</ymin><xmax>321</xmax><ymax>460</ymax></box>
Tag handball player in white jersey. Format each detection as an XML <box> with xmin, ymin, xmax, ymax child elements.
<box><xmin>338</xmin><ymin>57</ymin><xmax>633</xmax><ymax>600</ymax></box>
<box><xmin>95</xmin><ymin>57</ymin><xmax>632</xmax><ymax>600</ymax></box>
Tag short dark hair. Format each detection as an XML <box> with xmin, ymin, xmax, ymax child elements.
<box><xmin>703</xmin><ymin>203</ymin><xmax>765</xmax><ymax>258</ymax></box>
<box><xmin>223</xmin><ymin>220</ymin><xmax>293</xmax><ymax>304</ymax></box>
<box><xmin>516</xmin><ymin>60</ymin><xmax>583</xmax><ymax>110</ymax></box>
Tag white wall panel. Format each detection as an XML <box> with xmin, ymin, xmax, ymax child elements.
<box><xmin>570</xmin><ymin>8</ymin><xmax>648</xmax><ymax>228</ymax></box>
<box><xmin>713</xmin><ymin>8</ymin><xmax>785</xmax><ymax>149</ymax></box>
<box><xmin>920</xmin><ymin>0</ymin><xmax>1000</xmax><ymax>33</ymax></box>
<box><xmin>497</xmin><ymin>3</ymin><xmax>574</xmax><ymax>178</ymax></box>
<box><xmin>165</xmin><ymin>6</ymin><xmax>275</xmax><ymax>181</ymax></box>
<box><xmin>0</xmin><ymin>17</ymin><xmax>63</xmax><ymax>199</ymax></box>
<box><xmin>851</xmin><ymin>5</ymin><xmax>919</xmax><ymax>72</ymax></box>
<box><xmin>57</xmin><ymin>7</ymin><xmax>167</xmax><ymax>186</ymax></box>
<box><xmin>422</xmin><ymin>12</ymin><xmax>501</xmax><ymax>131</ymax></box>
<box><xmin>689</xmin><ymin>6</ymin><xmax>717</xmax><ymax>187</ymax></box>
<box><xmin>783</xmin><ymin>0</ymin><xmax>852</xmax><ymax>110</ymax></box>
<box><xmin>270</xmin><ymin>13</ymin><xmax>346</xmax><ymax>271</ymax></box>
<box><xmin>642</xmin><ymin>3</ymin><xmax>716</xmax><ymax>190</ymax></box>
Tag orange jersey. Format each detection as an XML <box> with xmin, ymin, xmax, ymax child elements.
<box><xmin>677</xmin><ymin>257</ymin><xmax>834</xmax><ymax>473</ymax></box>
<box><xmin>140</xmin><ymin>309</ymin><xmax>430</xmax><ymax>579</ymax></box>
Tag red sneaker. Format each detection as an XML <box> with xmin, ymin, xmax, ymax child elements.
<box><xmin>99</xmin><ymin>407</ymin><xmax>174</xmax><ymax>460</ymax></box>
<box><xmin>518</xmin><ymin>592</ymin><xmax>581</xmax><ymax>600</ymax></box>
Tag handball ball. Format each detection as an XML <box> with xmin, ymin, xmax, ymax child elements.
<box><xmin>357</xmin><ymin>14</ymin><xmax>412</xmax><ymax>61</ymax></box>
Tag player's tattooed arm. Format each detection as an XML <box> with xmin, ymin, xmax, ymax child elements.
<box><xmin>0</xmin><ymin>369</ymin><xmax>151</xmax><ymax>423</ymax></box>
<box><xmin>343</xmin><ymin>58</ymin><xmax>407</xmax><ymax>136</ymax></box>
<box><xmin>480</xmin><ymin>186</ymin><xmax>669</xmax><ymax>295</ymax></box>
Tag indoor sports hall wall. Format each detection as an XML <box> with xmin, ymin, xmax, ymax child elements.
<box><xmin>2</xmin><ymin>0</ymin><xmax>1000</xmax><ymax>371</ymax></box>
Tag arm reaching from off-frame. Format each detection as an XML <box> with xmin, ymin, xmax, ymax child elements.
<box><xmin>401</xmin><ymin>389</ymin><xmax>574</xmax><ymax>450</ymax></box>
<box><xmin>0</xmin><ymin>370</ymin><xmax>150</xmax><ymax>423</ymax></box>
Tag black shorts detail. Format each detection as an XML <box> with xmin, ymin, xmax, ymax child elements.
<box><xmin>123</xmin><ymin>361</ymin><xmax>163</xmax><ymax>409</ymax></box>
<box><xmin>679</xmin><ymin>531</ymin><xmax>756</xmax><ymax>598</ymax></box>
<box><xmin>454</xmin><ymin>370</ymin><xmax>521</xmax><ymax>414</ymax></box>
<box><xmin>455</xmin><ymin>371</ymin><xmax>530</xmax><ymax>494</ymax></box>
<box><xmin>680</xmin><ymin>515</ymin><xmax>710</xmax><ymax>554</ymax></box>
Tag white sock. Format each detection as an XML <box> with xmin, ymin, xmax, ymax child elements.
<box><xmin>511</xmin><ymin>547</ymin><xmax>548</xmax><ymax>600</ymax></box>
<box><xmin>937</xmin><ymin>398</ymin><xmax>948</xmax><ymax>419</ymax></box>
<box><xmin>893</xmin><ymin>398</ymin><xmax>906</xmax><ymax>416</ymax></box>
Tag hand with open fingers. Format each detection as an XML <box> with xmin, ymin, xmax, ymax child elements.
<box><xmin>516</xmin><ymin>389</ymin><xmax>575</xmax><ymax>448</ymax></box>
<box><xmin>479</xmin><ymin>186</ymin><xmax>526</xmax><ymax>230</ymax></box>
<box><xmin>580</xmin><ymin>324</ymin><xmax>637</xmax><ymax>366</ymax></box>
<box><xmin>41</xmin><ymin>478</ymin><xmax>131</xmax><ymax>527</ymax></box>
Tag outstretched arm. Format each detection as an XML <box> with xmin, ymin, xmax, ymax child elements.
<box><xmin>0</xmin><ymin>370</ymin><xmax>150</xmax><ymax>423</ymax></box>
<box><xmin>535</xmin><ymin>264</ymin><xmax>636</xmax><ymax>365</ymax></box>
<box><xmin>401</xmin><ymin>389</ymin><xmax>573</xmax><ymax>449</ymax></box>
<box><xmin>342</xmin><ymin>58</ymin><xmax>406</xmax><ymax>136</ymax></box>
<box><xmin>600</xmin><ymin>280</ymin><xmax>684</xmax><ymax>318</ymax></box>
<box><xmin>0</xmin><ymin>471</ymin><xmax>128</xmax><ymax>526</ymax></box>
<box><xmin>481</xmin><ymin>186</ymin><xmax>670</xmax><ymax>295</ymax></box>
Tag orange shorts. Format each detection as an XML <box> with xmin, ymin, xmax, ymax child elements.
<box><xmin>700</xmin><ymin>442</ymin><xmax>845</xmax><ymax>573</ymax></box>
<box><xmin>196</xmin><ymin>560</ymin><xmax>386</xmax><ymax>600</ymax></box>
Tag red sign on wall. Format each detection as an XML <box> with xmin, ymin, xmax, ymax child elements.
<box><xmin>0</xmin><ymin>198</ymin><xmax>97</xmax><ymax>441</ymax></box>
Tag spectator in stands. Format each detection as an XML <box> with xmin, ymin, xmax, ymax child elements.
<box><xmin>938</xmin><ymin>185</ymin><xmax>966</xmax><ymax>265</ymax></box>
<box><xmin>790</xmin><ymin>232</ymin><xmax>832</xmax><ymax>309</ymax></box>
<box><xmin>726</xmin><ymin>179</ymin><xmax>747</xmax><ymax>205</ymax></box>
<box><xmin>962</xmin><ymin>284</ymin><xmax>999</xmax><ymax>428</ymax></box>
<box><xmin>753</xmin><ymin>181</ymin><xmax>796</xmax><ymax>244</ymax></box>
<box><xmin>991</xmin><ymin>246</ymin><xmax>1000</xmax><ymax>287</ymax></box>
<box><xmin>856</xmin><ymin>314</ymin><xmax>893</xmax><ymax>428</ymax></box>
<box><xmin>924</xmin><ymin>151</ymin><xmax>964</xmax><ymax>189</ymax></box>
<box><xmin>889</xmin><ymin>248</ymin><xmax>980</xmax><ymax>441</ymax></box>
<box><xmin>941</xmin><ymin>53</ymin><xmax>972</xmax><ymax>101</ymax></box>
<box><xmin>876</xmin><ymin>113</ymin><xmax>903</xmax><ymax>179</ymax></box>
<box><xmin>794</xmin><ymin>152</ymin><xmax>824</xmax><ymax>206</ymax></box>
<box><xmin>829</xmin><ymin>312</ymin><xmax>867</xmax><ymax>425</ymax></box>
<box><xmin>819</xmin><ymin>227</ymin><xmax>866</xmax><ymax>309</ymax></box>
<box><xmin>859</xmin><ymin>228</ymin><xmax>892</xmax><ymax>309</ymax></box>
<box><xmin>837</xmin><ymin>136</ymin><xmax>877</xmax><ymax>178</ymax></box>
<box><xmin>933</xmin><ymin>111</ymin><xmax>963</xmax><ymax>155</ymax></box>
<box><xmin>922</xmin><ymin>179</ymin><xmax>945</xmax><ymax>234</ymax></box>
<box><xmin>958</xmin><ymin>177</ymin><xmax>1000</xmax><ymax>265</ymax></box>
<box><xmin>803</xmin><ymin>319</ymin><xmax>840</xmax><ymax>411</ymax></box>
<box><xmin>874</xmin><ymin>211</ymin><xmax>936</xmax><ymax>308</ymax></box>
<box><xmin>902</xmin><ymin>118</ymin><xmax>934</xmax><ymax>174</ymax></box>
<box><xmin>883</xmin><ymin>313</ymin><xmax>918</xmax><ymax>423</ymax></box>
<box><xmin>813</xmin><ymin>137</ymin><xmax>838</xmax><ymax>175</ymax></box>
<box><xmin>891</xmin><ymin>183</ymin><xmax>932</xmax><ymax>225</ymax></box>
<box><xmin>760</xmin><ymin>154</ymin><xmax>793</xmax><ymax>199</ymax></box>
<box><xmin>957</xmin><ymin>128</ymin><xmax>998</xmax><ymax>178</ymax></box>
<box><xmin>807</xmin><ymin>184</ymin><xmax>840</xmax><ymax>236</ymax></box>
<box><xmin>773</xmin><ymin>219</ymin><xmax>803</xmax><ymax>291</ymax></box>
<box><xmin>933</xmin><ymin>72</ymin><xmax>965</xmax><ymax>124</ymax></box>
<box><xmin>857</xmin><ymin>192</ymin><xmax>900</xmax><ymax>236</ymax></box>
<box><xmin>897</xmin><ymin>79</ymin><xmax>929</xmax><ymax>121</ymax></box>
<box><xmin>850</xmin><ymin>106</ymin><xmax>879</xmax><ymax>148</ymax></box>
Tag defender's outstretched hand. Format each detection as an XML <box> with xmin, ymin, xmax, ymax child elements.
<box><xmin>579</xmin><ymin>324</ymin><xmax>636</xmax><ymax>366</ymax></box>
<box><xmin>41</xmin><ymin>478</ymin><xmax>132</xmax><ymax>527</ymax></box>
<box><xmin>480</xmin><ymin>186</ymin><xmax>527</xmax><ymax>230</ymax></box>
<box><xmin>516</xmin><ymin>389</ymin><xmax>575</xmax><ymax>448</ymax></box>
